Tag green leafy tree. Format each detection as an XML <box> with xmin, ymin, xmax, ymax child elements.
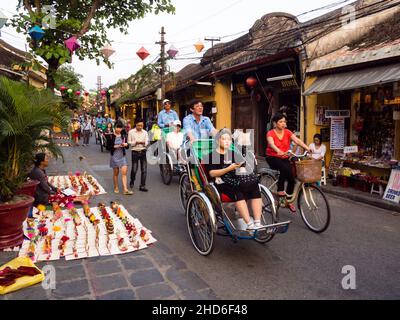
<box><xmin>54</xmin><ymin>65</ymin><xmax>83</xmax><ymax>109</ymax></box>
<box><xmin>9</xmin><ymin>0</ymin><xmax>175</xmax><ymax>90</ymax></box>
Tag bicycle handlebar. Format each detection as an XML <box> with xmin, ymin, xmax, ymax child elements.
<box><xmin>287</xmin><ymin>150</ymin><xmax>309</xmax><ymax>158</ymax></box>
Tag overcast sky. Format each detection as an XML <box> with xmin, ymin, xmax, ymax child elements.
<box><xmin>0</xmin><ymin>0</ymin><xmax>356</xmax><ymax>90</ymax></box>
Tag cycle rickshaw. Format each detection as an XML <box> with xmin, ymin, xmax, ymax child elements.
<box><xmin>158</xmin><ymin>127</ymin><xmax>187</xmax><ymax>185</ymax></box>
<box><xmin>178</xmin><ymin>139</ymin><xmax>291</xmax><ymax>256</ymax></box>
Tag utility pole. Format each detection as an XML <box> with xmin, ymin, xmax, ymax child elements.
<box><xmin>96</xmin><ymin>76</ymin><xmax>103</xmax><ymax>112</ymax></box>
<box><xmin>204</xmin><ymin>36</ymin><xmax>221</xmax><ymax>82</ymax></box>
<box><xmin>156</xmin><ymin>26</ymin><xmax>167</xmax><ymax>101</ymax></box>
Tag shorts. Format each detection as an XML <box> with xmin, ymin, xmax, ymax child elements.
<box><xmin>215</xmin><ymin>183</ymin><xmax>261</xmax><ymax>202</ymax></box>
<box><xmin>72</xmin><ymin>132</ymin><xmax>79</xmax><ymax>140</ymax></box>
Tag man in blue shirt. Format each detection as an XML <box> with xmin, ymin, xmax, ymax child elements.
<box><xmin>157</xmin><ymin>99</ymin><xmax>179</xmax><ymax>128</ymax></box>
<box><xmin>95</xmin><ymin>113</ymin><xmax>105</xmax><ymax>129</ymax></box>
<box><xmin>183</xmin><ymin>99</ymin><xmax>217</xmax><ymax>142</ymax></box>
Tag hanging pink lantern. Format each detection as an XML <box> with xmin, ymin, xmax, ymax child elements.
<box><xmin>64</xmin><ymin>36</ymin><xmax>81</xmax><ymax>53</ymax></box>
<box><xmin>136</xmin><ymin>46</ymin><xmax>150</xmax><ymax>61</ymax></box>
<box><xmin>60</xmin><ymin>86</ymin><xmax>66</xmax><ymax>91</ymax></box>
<box><xmin>101</xmin><ymin>90</ymin><xmax>106</xmax><ymax>96</ymax></box>
<box><xmin>75</xmin><ymin>91</ymin><xmax>81</xmax><ymax>96</ymax></box>
<box><xmin>101</xmin><ymin>45</ymin><xmax>115</xmax><ymax>59</ymax></box>
<box><xmin>167</xmin><ymin>45</ymin><xmax>179</xmax><ymax>58</ymax></box>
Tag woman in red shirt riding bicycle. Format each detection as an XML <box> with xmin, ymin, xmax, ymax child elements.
<box><xmin>266</xmin><ymin>113</ymin><xmax>311</xmax><ymax>212</ymax></box>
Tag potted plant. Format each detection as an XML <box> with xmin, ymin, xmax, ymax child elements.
<box><xmin>0</xmin><ymin>77</ymin><xmax>68</xmax><ymax>249</ymax></box>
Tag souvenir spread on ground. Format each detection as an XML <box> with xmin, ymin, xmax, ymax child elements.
<box><xmin>18</xmin><ymin>202</ymin><xmax>157</xmax><ymax>262</ymax></box>
<box><xmin>55</xmin><ymin>142</ymin><xmax>73</xmax><ymax>147</ymax></box>
<box><xmin>48</xmin><ymin>173</ymin><xmax>107</xmax><ymax>196</ymax></box>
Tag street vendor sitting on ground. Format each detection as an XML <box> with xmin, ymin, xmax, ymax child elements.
<box><xmin>28</xmin><ymin>153</ymin><xmax>59</xmax><ymax>206</ymax></box>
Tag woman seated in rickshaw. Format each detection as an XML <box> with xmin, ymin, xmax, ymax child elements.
<box><xmin>202</xmin><ymin>129</ymin><xmax>265</xmax><ymax>231</ymax></box>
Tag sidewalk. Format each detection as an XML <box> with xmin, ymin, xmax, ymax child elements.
<box><xmin>0</xmin><ymin>144</ymin><xmax>219</xmax><ymax>300</ymax></box>
<box><xmin>256</xmin><ymin>157</ymin><xmax>400</xmax><ymax>214</ymax></box>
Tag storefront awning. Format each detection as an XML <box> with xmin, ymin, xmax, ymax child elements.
<box><xmin>303</xmin><ymin>63</ymin><xmax>400</xmax><ymax>96</ymax></box>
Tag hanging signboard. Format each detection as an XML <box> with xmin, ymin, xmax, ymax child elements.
<box><xmin>383</xmin><ymin>169</ymin><xmax>400</xmax><ymax>203</ymax></box>
<box><xmin>344</xmin><ymin>146</ymin><xmax>359</xmax><ymax>154</ymax></box>
<box><xmin>325</xmin><ymin>110</ymin><xmax>350</xmax><ymax>118</ymax></box>
<box><xmin>330</xmin><ymin>117</ymin><xmax>345</xmax><ymax>150</ymax></box>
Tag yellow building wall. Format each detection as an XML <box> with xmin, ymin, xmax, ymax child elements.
<box><xmin>304</xmin><ymin>76</ymin><xmax>338</xmax><ymax>168</ymax></box>
<box><xmin>214</xmin><ymin>81</ymin><xmax>232</xmax><ymax>130</ymax></box>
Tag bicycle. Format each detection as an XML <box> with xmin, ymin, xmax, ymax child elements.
<box><xmin>258</xmin><ymin>151</ymin><xmax>330</xmax><ymax>233</ymax></box>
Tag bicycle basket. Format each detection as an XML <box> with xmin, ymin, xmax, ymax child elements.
<box><xmin>295</xmin><ymin>159</ymin><xmax>322</xmax><ymax>183</ymax></box>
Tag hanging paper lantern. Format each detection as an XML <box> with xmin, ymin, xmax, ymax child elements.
<box><xmin>64</xmin><ymin>36</ymin><xmax>81</xmax><ymax>53</ymax></box>
<box><xmin>67</xmin><ymin>88</ymin><xmax>73</xmax><ymax>94</ymax></box>
<box><xmin>29</xmin><ymin>25</ymin><xmax>45</xmax><ymax>41</ymax></box>
<box><xmin>75</xmin><ymin>91</ymin><xmax>81</xmax><ymax>96</ymax></box>
<box><xmin>84</xmin><ymin>91</ymin><xmax>89</xmax><ymax>96</ymax></box>
<box><xmin>246</xmin><ymin>76</ymin><xmax>258</xmax><ymax>88</ymax></box>
<box><xmin>60</xmin><ymin>86</ymin><xmax>66</xmax><ymax>91</ymax></box>
<box><xmin>167</xmin><ymin>45</ymin><xmax>179</xmax><ymax>59</ymax></box>
<box><xmin>101</xmin><ymin>90</ymin><xmax>106</xmax><ymax>96</ymax></box>
<box><xmin>108</xmin><ymin>89</ymin><xmax>113</xmax><ymax>94</ymax></box>
<box><xmin>194</xmin><ymin>41</ymin><xmax>204</xmax><ymax>53</ymax></box>
<box><xmin>0</xmin><ymin>10</ymin><xmax>8</xmax><ymax>29</ymax></box>
<box><xmin>101</xmin><ymin>45</ymin><xmax>115</xmax><ymax>59</ymax></box>
<box><xmin>136</xmin><ymin>47</ymin><xmax>150</xmax><ymax>61</ymax></box>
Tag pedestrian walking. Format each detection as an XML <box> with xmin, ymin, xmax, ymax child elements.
<box><xmin>82</xmin><ymin>116</ymin><xmax>92</xmax><ymax>146</ymax></box>
<box><xmin>72</xmin><ymin>119</ymin><xmax>81</xmax><ymax>146</ymax></box>
<box><xmin>128</xmin><ymin>118</ymin><xmax>149</xmax><ymax>192</ymax></box>
<box><xmin>107</xmin><ymin>121</ymin><xmax>133</xmax><ymax>195</ymax></box>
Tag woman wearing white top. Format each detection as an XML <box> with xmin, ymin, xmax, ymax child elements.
<box><xmin>309</xmin><ymin>134</ymin><xmax>326</xmax><ymax>162</ymax></box>
<box><xmin>166</xmin><ymin>120</ymin><xmax>184</xmax><ymax>166</ymax></box>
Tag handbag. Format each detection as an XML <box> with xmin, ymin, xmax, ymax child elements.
<box><xmin>222</xmin><ymin>170</ymin><xmax>259</xmax><ymax>189</ymax></box>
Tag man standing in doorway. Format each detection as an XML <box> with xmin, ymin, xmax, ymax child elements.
<box><xmin>183</xmin><ymin>99</ymin><xmax>218</xmax><ymax>142</ymax></box>
<box><xmin>128</xmin><ymin>118</ymin><xmax>149</xmax><ymax>192</ymax></box>
<box><xmin>157</xmin><ymin>99</ymin><xmax>178</xmax><ymax>129</ymax></box>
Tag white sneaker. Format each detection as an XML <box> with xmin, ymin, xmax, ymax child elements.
<box><xmin>254</xmin><ymin>222</ymin><xmax>266</xmax><ymax>229</ymax></box>
<box><xmin>246</xmin><ymin>223</ymin><xmax>258</xmax><ymax>231</ymax></box>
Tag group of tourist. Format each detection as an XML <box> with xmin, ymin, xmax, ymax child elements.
<box><xmin>31</xmin><ymin>98</ymin><xmax>326</xmax><ymax>233</ymax></box>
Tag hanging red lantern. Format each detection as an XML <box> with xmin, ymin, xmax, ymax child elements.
<box><xmin>136</xmin><ymin>47</ymin><xmax>150</xmax><ymax>61</ymax></box>
<box><xmin>75</xmin><ymin>91</ymin><xmax>81</xmax><ymax>96</ymax></box>
<box><xmin>84</xmin><ymin>91</ymin><xmax>89</xmax><ymax>96</ymax></box>
<box><xmin>246</xmin><ymin>76</ymin><xmax>258</xmax><ymax>88</ymax></box>
<box><xmin>60</xmin><ymin>86</ymin><xmax>66</xmax><ymax>91</ymax></box>
<box><xmin>101</xmin><ymin>90</ymin><xmax>106</xmax><ymax>96</ymax></box>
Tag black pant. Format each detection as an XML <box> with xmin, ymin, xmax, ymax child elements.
<box><xmin>266</xmin><ymin>157</ymin><xmax>295</xmax><ymax>195</ymax></box>
<box><xmin>83</xmin><ymin>130</ymin><xmax>90</xmax><ymax>145</ymax></box>
<box><xmin>131</xmin><ymin>150</ymin><xmax>147</xmax><ymax>187</ymax></box>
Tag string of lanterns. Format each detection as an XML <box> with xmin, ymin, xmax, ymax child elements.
<box><xmin>59</xmin><ymin>86</ymin><xmax>114</xmax><ymax>97</ymax></box>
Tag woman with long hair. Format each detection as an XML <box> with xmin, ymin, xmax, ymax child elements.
<box><xmin>107</xmin><ymin>121</ymin><xmax>133</xmax><ymax>195</ymax></box>
<box><xmin>266</xmin><ymin>113</ymin><xmax>311</xmax><ymax>212</ymax></box>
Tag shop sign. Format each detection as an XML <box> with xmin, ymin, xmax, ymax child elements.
<box><xmin>330</xmin><ymin>117</ymin><xmax>345</xmax><ymax>150</ymax></box>
<box><xmin>344</xmin><ymin>146</ymin><xmax>358</xmax><ymax>154</ymax></box>
<box><xmin>325</xmin><ymin>110</ymin><xmax>350</xmax><ymax>118</ymax></box>
<box><xmin>383</xmin><ymin>169</ymin><xmax>400</xmax><ymax>203</ymax></box>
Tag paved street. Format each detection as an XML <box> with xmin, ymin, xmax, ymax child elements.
<box><xmin>2</xmin><ymin>137</ymin><xmax>400</xmax><ymax>300</ymax></box>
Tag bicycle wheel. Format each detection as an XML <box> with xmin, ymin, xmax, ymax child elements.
<box><xmin>186</xmin><ymin>193</ymin><xmax>215</xmax><ymax>256</ymax></box>
<box><xmin>298</xmin><ymin>184</ymin><xmax>330</xmax><ymax>233</ymax></box>
<box><xmin>255</xmin><ymin>186</ymin><xmax>278</xmax><ymax>243</ymax></box>
<box><xmin>260</xmin><ymin>173</ymin><xmax>278</xmax><ymax>194</ymax></box>
<box><xmin>159</xmin><ymin>156</ymin><xmax>173</xmax><ymax>185</ymax></box>
<box><xmin>179</xmin><ymin>172</ymin><xmax>191</xmax><ymax>212</ymax></box>
<box><xmin>100</xmin><ymin>136</ymin><xmax>104</xmax><ymax>152</ymax></box>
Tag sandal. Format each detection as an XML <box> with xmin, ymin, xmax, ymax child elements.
<box><xmin>114</xmin><ymin>189</ymin><xmax>119</xmax><ymax>194</ymax></box>
<box><xmin>288</xmin><ymin>203</ymin><xmax>296</xmax><ymax>213</ymax></box>
<box><xmin>123</xmin><ymin>190</ymin><xmax>133</xmax><ymax>195</ymax></box>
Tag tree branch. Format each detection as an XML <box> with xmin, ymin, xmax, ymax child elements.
<box><xmin>23</xmin><ymin>0</ymin><xmax>34</xmax><ymax>16</ymax></box>
<box><xmin>76</xmin><ymin>0</ymin><xmax>102</xmax><ymax>37</ymax></box>
<box><xmin>34</xmin><ymin>0</ymin><xmax>41</xmax><ymax>14</ymax></box>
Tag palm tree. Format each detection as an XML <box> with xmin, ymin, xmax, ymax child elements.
<box><xmin>0</xmin><ymin>77</ymin><xmax>69</xmax><ymax>202</ymax></box>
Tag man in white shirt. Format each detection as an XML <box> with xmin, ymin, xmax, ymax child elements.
<box><xmin>128</xmin><ymin>118</ymin><xmax>149</xmax><ymax>192</ymax></box>
<box><xmin>166</xmin><ymin>120</ymin><xmax>184</xmax><ymax>166</ymax></box>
